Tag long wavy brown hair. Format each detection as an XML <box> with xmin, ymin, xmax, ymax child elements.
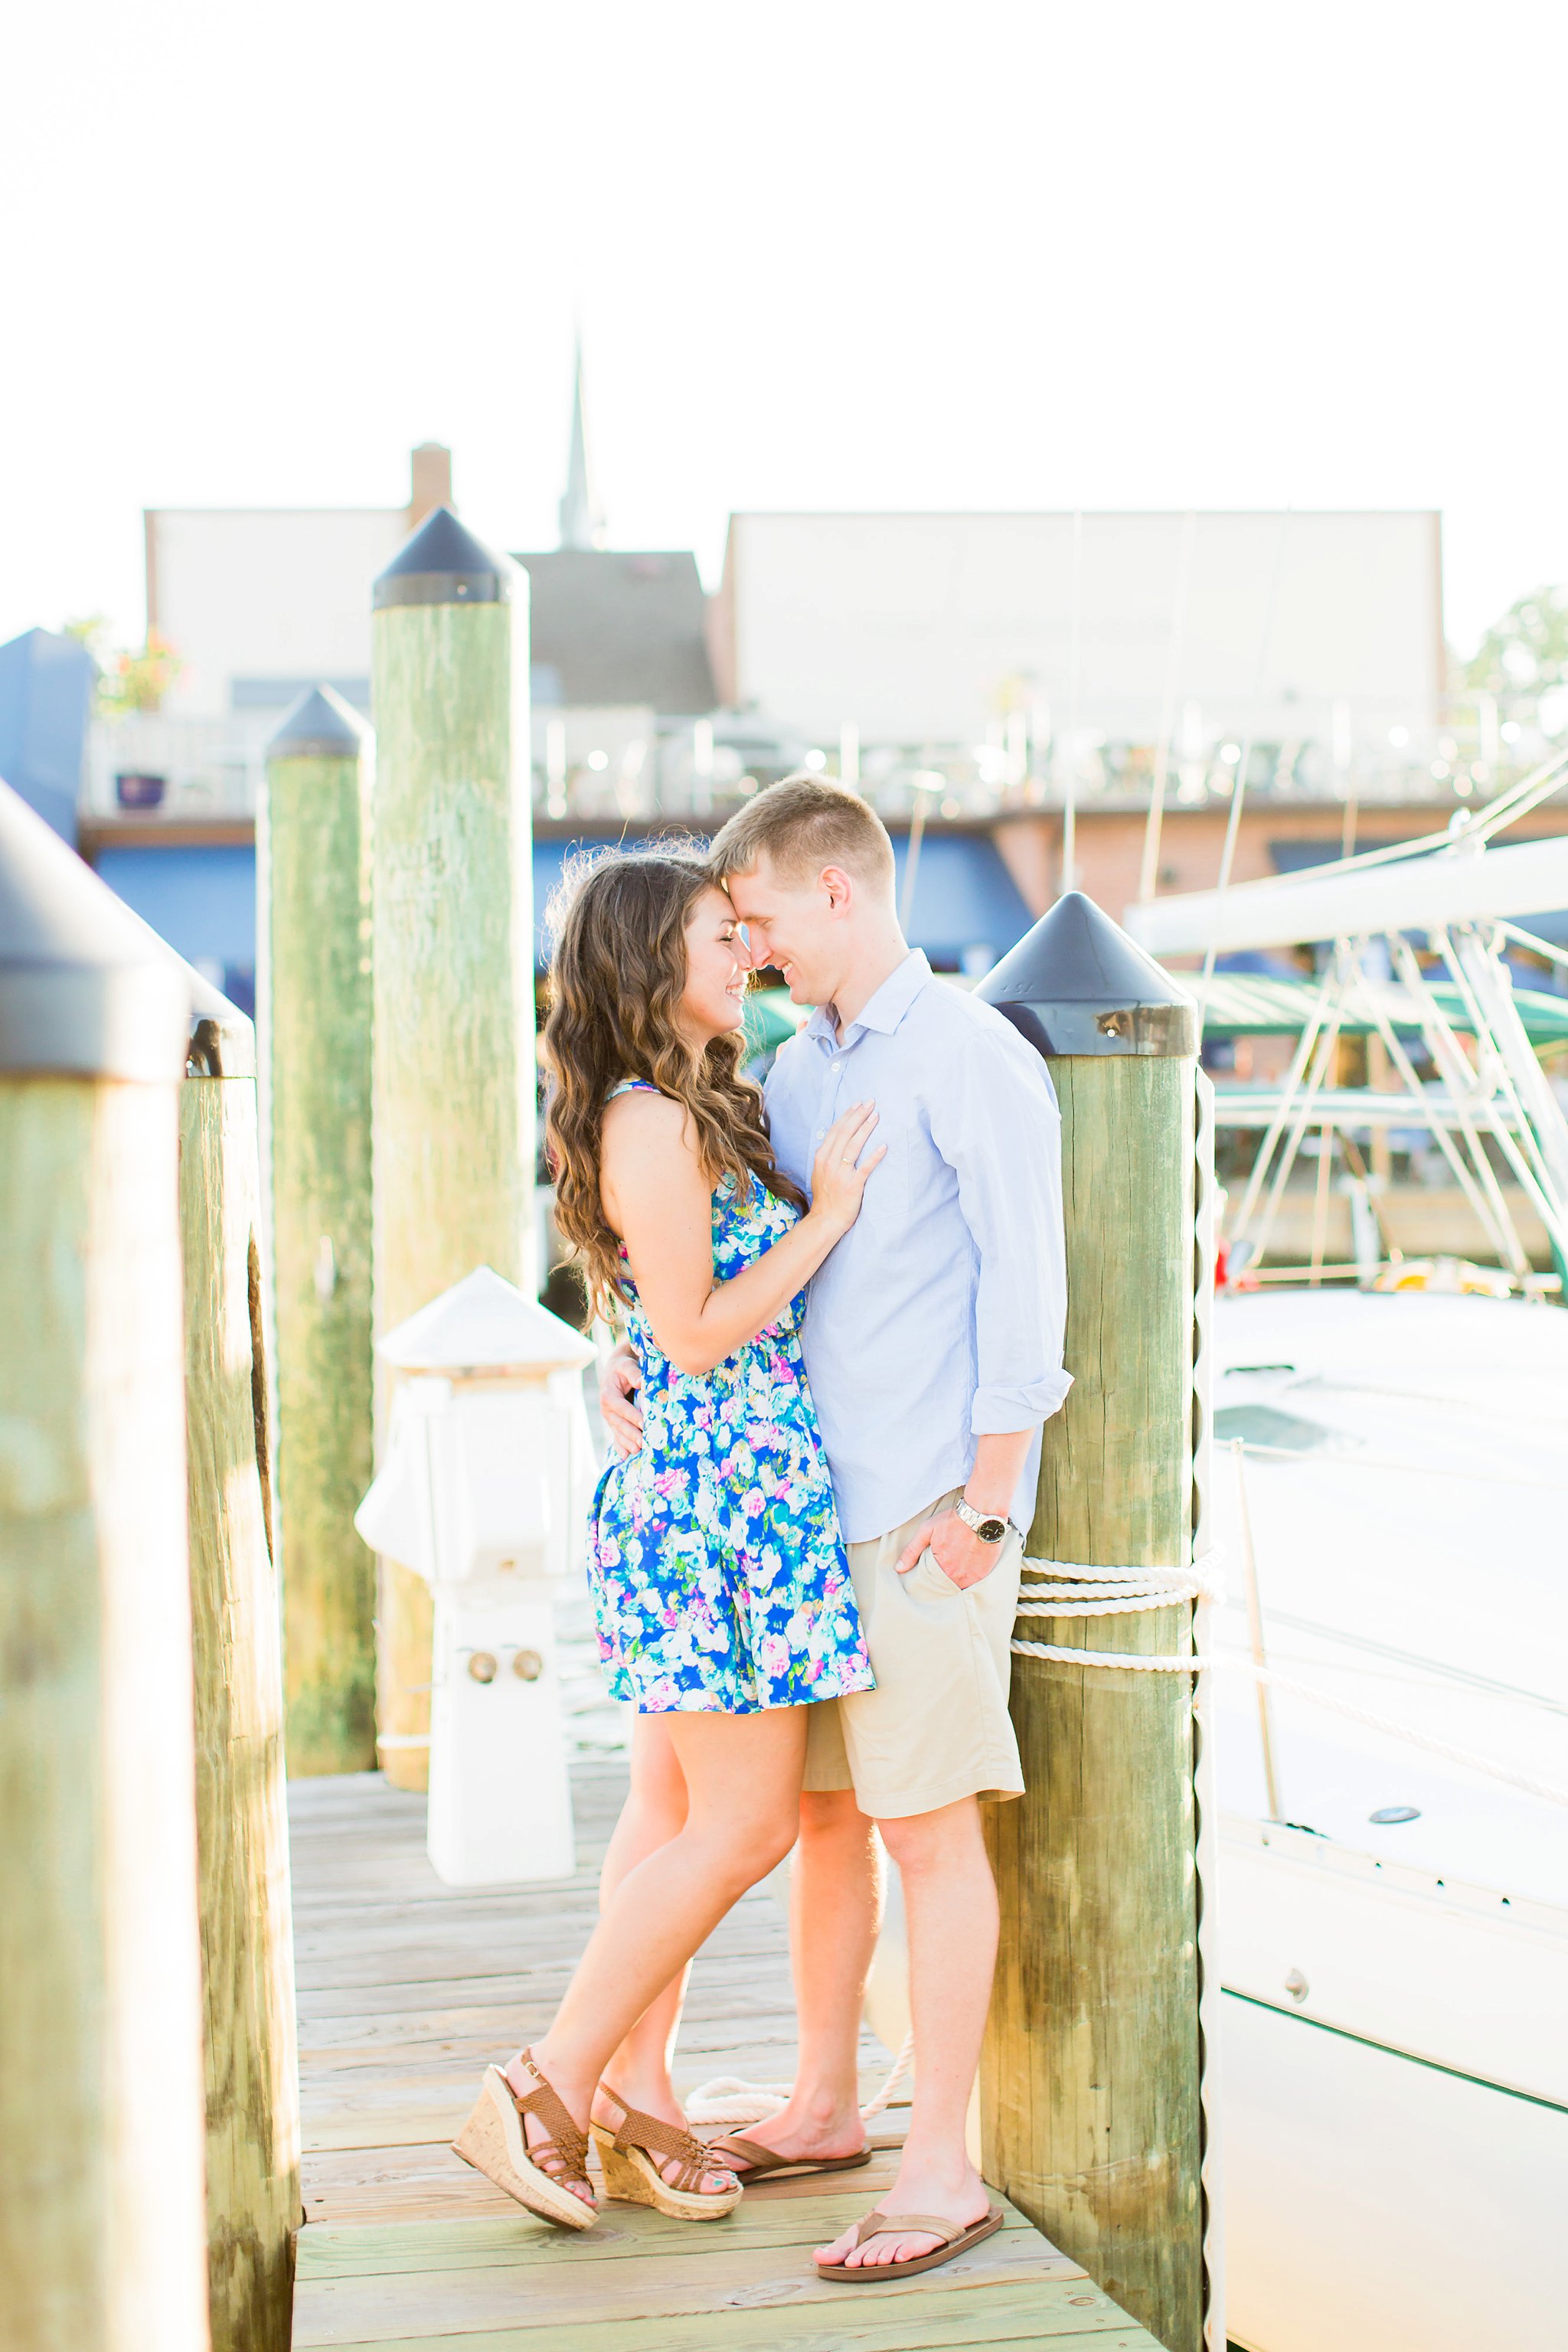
<box><xmin>543</xmin><ymin>848</ymin><xmax>805</xmax><ymax>1317</ymax></box>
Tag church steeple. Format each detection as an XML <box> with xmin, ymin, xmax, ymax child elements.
<box><xmin>558</xmin><ymin>335</ymin><xmax>605</xmax><ymax>551</ymax></box>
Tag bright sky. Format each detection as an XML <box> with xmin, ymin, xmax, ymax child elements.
<box><xmin>6</xmin><ymin>0</ymin><xmax>1566</xmax><ymax>662</ymax></box>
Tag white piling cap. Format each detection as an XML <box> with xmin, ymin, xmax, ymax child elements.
<box><xmin>377</xmin><ymin>1265</ymin><xmax>596</xmax><ymax>1374</ymax></box>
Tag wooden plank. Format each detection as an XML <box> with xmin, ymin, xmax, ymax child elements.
<box><xmin>296</xmin><ymin>2002</ymin><xmax>818</xmax><ymax>2061</ymax></box>
<box><xmin>290</xmin><ymin>2221</ymin><xmax>1081</xmax><ymax>2346</ymax></box>
<box><xmin>299</xmin><ymin>2135</ymin><xmax>913</xmax><ymax>2231</ymax></box>
<box><xmin>296</xmin><ymin>2303</ymin><xmax>1139</xmax><ymax>2352</ymax></box>
<box><xmin>294</xmin><ymin>1971</ymin><xmax>808</xmax><ymax>2020</ymax></box>
<box><xmin>303</xmin><ymin>2144</ymin><xmax>526</xmax><ymax>2228</ymax></box>
<box><xmin>296</xmin><ymin>2190</ymin><xmax>1030</xmax><ymax>2280</ymax></box>
<box><xmin>300</xmin><ymin>2087</ymin><xmax>906</xmax><ymax>2158</ymax></box>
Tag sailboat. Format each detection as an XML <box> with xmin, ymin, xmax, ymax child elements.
<box><xmin>1126</xmin><ymin>766</ymin><xmax>1568</xmax><ymax>2350</ymax></box>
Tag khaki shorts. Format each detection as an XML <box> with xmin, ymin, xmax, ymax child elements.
<box><xmin>803</xmin><ymin>1488</ymin><xmax>1024</xmax><ymax>1820</ymax></box>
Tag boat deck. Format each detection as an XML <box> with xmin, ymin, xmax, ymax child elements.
<box><xmin>289</xmin><ymin>1762</ymin><xmax>1160</xmax><ymax>2351</ymax></box>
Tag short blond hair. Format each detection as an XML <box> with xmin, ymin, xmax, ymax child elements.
<box><xmin>707</xmin><ymin>774</ymin><xmax>896</xmax><ymax>892</ymax></box>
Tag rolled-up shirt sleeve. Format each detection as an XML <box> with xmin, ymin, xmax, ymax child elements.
<box><xmin>926</xmin><ymin>1028</ymin><xmax>1073</xmax><ymax>1435</ymax></box>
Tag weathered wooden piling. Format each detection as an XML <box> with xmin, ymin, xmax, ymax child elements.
<box><xmin>181</xmin><ymin>981</ymin><xmax>302</xmax><ymax>2352</ymax></box>
<box><xmin>0</xmin><ymin>779</ymin><xmax>210</xmax><ymax>2352</ymax></box>
<box><xmin>977</xmin><ymin>892</ymin><xmax>1205</xmax><ymax>2352</ymax></box>
<box><xmin>263</xmin><ymin>685</ymin><xmax>377</xmax><ymax>1775</ymax></box>
<box><xmin>371</xmin><ymin>506</ymin><xmax>533</xmax><ymax>1791</ymax></box>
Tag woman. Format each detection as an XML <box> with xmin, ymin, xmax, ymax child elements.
<box><xmin>455</xmin><ymin>849</ymin><xmax>881</xmax><ymax>2230</ymax></box>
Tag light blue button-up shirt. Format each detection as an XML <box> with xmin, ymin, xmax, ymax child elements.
<box><xmin>763</xmin><ymin>949</ymin><xmax>1072</xmax><ymax>1544</ymax></box>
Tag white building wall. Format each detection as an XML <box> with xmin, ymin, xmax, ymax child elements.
<box><xmin>723</xmin><ymin>511</ymin><xmax>1444</xmax><ymax>748</ymax></box>
<box><xmin>149</xmin><ymin>508</ymin><xmax>407</xmax><ymax>715</ymax></box>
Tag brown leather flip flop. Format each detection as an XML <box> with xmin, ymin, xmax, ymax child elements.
<box><xmin>815</xmin><ymin>2203</ymin><xmax>1005</xmax><ymax>2282</ymax></box>
<box><xmin>710</xmin><ymin>2134</ymin><xmax>872</xmax><ymax>2184</ymax></box>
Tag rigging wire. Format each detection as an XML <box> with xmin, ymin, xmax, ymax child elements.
<box><xmin>1138</xmin><ymin>508</ymin><xmax>1197</xmax><ymax>904</ymax></box>
<box><xmin>1194</xmin><ymin>505</ymin><xmax>1293</xmax><ymax>1024</ymax></box>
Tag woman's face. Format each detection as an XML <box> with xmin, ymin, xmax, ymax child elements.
<box><xmin>678</xmin><ymin>886</ymin><xmax>753</xmax><ymax>1044</ymax></box>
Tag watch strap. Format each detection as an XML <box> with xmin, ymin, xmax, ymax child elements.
<box><xmin>956</xmin><ymin>1496</ymin><xmax>1010</xmax><ymax>1544</ymax></box>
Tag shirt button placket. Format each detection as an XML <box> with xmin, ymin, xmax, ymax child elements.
<box><xmin>822</xmin><ymin>1061</ymin><xmax>844</xmax><ymax>1152</ymax></box>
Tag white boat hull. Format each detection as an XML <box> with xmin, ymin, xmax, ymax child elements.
<box><xmin>1223</xmin><ymin>1990</ymin><xmax>1567</xmax><ymax>2351</ymax></box>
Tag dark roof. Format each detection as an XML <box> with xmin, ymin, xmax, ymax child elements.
<box><xmin>511</xmin><ymin>549</ymin><xmax>715</xmax><ymax>715</ymax></box>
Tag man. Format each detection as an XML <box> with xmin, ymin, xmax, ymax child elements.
<box><xmin>602</xmin><ymin>775</ymin><xmax>1069</xmax><ymax>2276</ymax></box>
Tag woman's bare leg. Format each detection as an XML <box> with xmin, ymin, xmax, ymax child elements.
<box><xmin>506</xmin><ymin>1705</ymin><xmax>808</xmax><ymax>2203</ymax></box>
<box><xmin>593</xmin><ymin>1717</ymin><xmax>691</xmax><ymax>2122</ymax></box>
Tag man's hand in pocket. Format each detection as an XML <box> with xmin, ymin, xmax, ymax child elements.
<box><xmin>895</xmin><ymin>1507</ymin><xmax>998</xmax><ymax>1590</ymax></box>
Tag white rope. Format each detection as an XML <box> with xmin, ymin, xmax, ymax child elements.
<box><xmin>682</xmin><ymin>2076</ymin><xmax>791</xmax><ymax>2126</ymax></box>
<box><xmin>685</xmin><ymin>2026</ymin><xmax>916</xmax><ymax>2130</ymax></box>
<box><xmin>1012</xmin><ymin>1637</ymin><xmax>1208</xmax><ymax>1670</ymax></box>
<box><xmin>1010</xmin><ymin>1553</ymin><xmax>1214</xmax><ymax>1662</ymax></box>
<box><xmin>1015</xmin><ymin>1550</ymin><xmax>1225</xmax><ymax>1612</ymax></box>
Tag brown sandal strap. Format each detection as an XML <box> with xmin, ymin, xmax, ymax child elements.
<box><xmin>511</xmin><ymin>2052</ymin><xmax>590</xmax><ymax>2184</ymax></box>
<box><xmin>854</xmin><ymin>2210</ymin><xmax>959</xmax><ymax>2249</ymax></box>
<box><xmin>601</xmin><ymin>2088</ymin><xmax>725</xmax><ymax>2195</ymax></box>
<box><xmin>710</xmin><ymin>2135</ymin><xmax>776</xmax><ymax>2171</ymax></box>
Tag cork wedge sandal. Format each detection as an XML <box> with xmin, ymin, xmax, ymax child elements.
<box><xmin>452</xmin><ymin>2053</ymin><xmax>597</xmax><ymax>2231</ymax></box>
<box><xmin>590</xmin><ymin>2085</ymin><xmax>743</xmax><ymax>2221</ymax></box>
<box><xmin>815</xmin><ymin>2203</ymin><xmax>1005</xmax><ymax>2282</ymax></box>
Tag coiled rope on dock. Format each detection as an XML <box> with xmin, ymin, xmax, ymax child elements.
<box><xmin>685</xmin><ymin>2025</ymin><xmax>916</xmax><ymax>2130</ymax></box>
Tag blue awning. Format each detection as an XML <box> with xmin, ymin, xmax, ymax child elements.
<box><xmin>94</xmin><ymin>844</ymin><xmax>257</xmax><ymax>965</ymax></box>
<box><xmin>890</xmin><ymin>832</ymin><xmax>1031</xmax><ymax>967</ymax></box>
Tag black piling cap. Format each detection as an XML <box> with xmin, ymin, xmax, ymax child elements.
<box><xmin>0</xmin><ymin>776</ymin><xmax>191</xmax><ymax>1080</ymax></box>
<box><xmin>265</xmin><ymin>683</ymin><xmax>370</xmax><ymax>762</ymax></box>
<box><xmin>976</xmin><ymin>889</ymin><xmax>1197</xmax><ymax>1057</ymax></box>
<box><xmin>373</xmin><ymin>505</ymin><xmax>514</xmax><ymax>610</ymax></box>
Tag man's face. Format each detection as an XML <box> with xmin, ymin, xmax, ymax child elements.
<box><xmin>725</xmin><ymin>855</ymin><xmax>844</xmax><ymax>1006</ymax></box>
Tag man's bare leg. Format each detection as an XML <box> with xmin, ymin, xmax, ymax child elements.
<box><xmin>712</xmin><ymin>1787</ymin><xmax>880</xmax><ymax>2171</ymax></box>
<box><xmin>814</xmin><ymin>1795</ymin><xmax>997</xmax><ymax>2267</ymax></box>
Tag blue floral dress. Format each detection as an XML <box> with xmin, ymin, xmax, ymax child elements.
<box><xmin>586</xmin><ymin>1083</ymin><xmax>875</xmax><ymax>1715</ymax></box>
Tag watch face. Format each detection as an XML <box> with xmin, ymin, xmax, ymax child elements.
<box><xmin>977</xmin><ymin>1516</ymin><xmax>1008</xmax><ymax>1544</ymax></box>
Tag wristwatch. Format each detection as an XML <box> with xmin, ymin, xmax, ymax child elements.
<box><xmin>955</xmin><ymin>1497</ymin><xmax>1010</xmax><ymax>1545</ymax></box>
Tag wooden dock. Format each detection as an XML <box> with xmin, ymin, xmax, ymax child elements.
<box><xmin>289</xmin><ymin>1761</ymin><xmax>1164</xmax><ymax>2351</ymax></box>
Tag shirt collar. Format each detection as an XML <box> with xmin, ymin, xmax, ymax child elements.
<box><xmin>806</xmin><ymin>949</ymin><xmax>933</xmax><ymax>1048</ymax></box>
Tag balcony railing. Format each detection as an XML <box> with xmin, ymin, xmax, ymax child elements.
<box><xmin>84</xmin><ymin>712</ymin><xmax>270</xmax><ymax>823</ymax></box>
<box><xmin>78</xmin><ymin>708</ymin><xmax>1536</xmax><ymax>831</ymax></box>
